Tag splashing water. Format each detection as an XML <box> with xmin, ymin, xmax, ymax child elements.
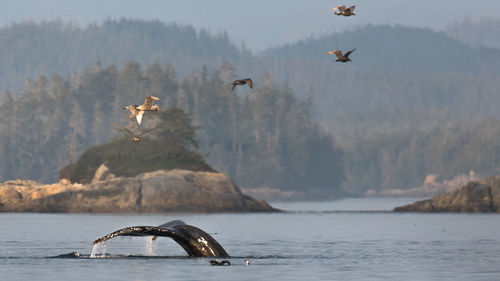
<box><xmin>90</xmin><ymin>242</ymin><xmax>107</xmax><ymax>258</ymax></box>
<box><xmin>144</xmin><ymin>237</ymin><xmax>157</xmax><ymax>256</ymax></box>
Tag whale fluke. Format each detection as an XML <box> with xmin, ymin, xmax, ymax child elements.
<box><xmin>93</xmin><ymin>220</ymin><xmax>229</xmax><ymax>257</ymax></box>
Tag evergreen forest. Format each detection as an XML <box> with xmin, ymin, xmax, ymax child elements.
<box><xmin>1</xmin><ymin>19</ymin><xmax>500</xmax><ymax>197</ymax></box>
<box><xmin>0</xmin><ymin>62</ymin><xmax>344</xmax><ymax>198</ymax></box>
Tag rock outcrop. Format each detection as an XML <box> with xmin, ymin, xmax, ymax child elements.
<box><xmin>366</xmin><ymin>171</ymin><xmax>478</xmax><ymax>198</ymax></box>
<box><xmin>394</xmin><ymin>176</ymin><xmax>500</xmax><ymax>213</ymax></box>
<box><xmin>0</xmin><ymin>165</ymin><xmax>277</xmax><ymax>213</ymax></box>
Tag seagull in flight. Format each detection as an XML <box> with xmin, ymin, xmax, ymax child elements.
<box><xmin>123</xmin><ymin>96</ymin><xmax>160</xmax><ymax>125</ymax></box>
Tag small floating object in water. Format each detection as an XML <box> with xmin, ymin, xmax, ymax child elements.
<box><xmin>245</xmin><ymin>259</ymin><xmax>250</xmax><ymax>265</ymax></box>
<box><xmin>49</xmin><ymin>251</ymin><xmax>81</xmax><ymax>258</ymax></box>
<box><xmin>210</xmin><ymin>259</ymin><xmax>231</xmax><ymax>266</ymax></box>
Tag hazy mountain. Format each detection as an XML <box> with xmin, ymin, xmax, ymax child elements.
<box><xmin>3</xmin><ymin>0</ymin><xmax>500</xmax><ymax>51</ymax></box>
<box><xmin>254</xmin><ymin>25</ymin><xmax>500</xmax><ymax>138</ymax></box>
<box><xmin>2</xmin><ymin>20</ymin><xmax>500</xmax><ymax>193</ymax></box>
<box><xmin>2</xmin><ymin>20</ymin><xmax>500</xmax><ymax>139</ymax></box>
<box><xmin>263</xmin><ymin>24</ymin><xmax>500</xmax><ymax>74</ymax></box>
<box><xmin>0</xmin><ymin>19</ymin><xmax>248</xmax><ymax>93</ymax></box>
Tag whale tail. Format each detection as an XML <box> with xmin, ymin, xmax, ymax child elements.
<box><xmin>93</xmin><ymin>220</ymin><xmax>229</xmax><ymax>257</ymax></box>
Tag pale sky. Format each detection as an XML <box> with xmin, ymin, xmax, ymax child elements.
<box><xmin>2</xmin><ymin>0</ymin><xmax>500</xmax><ymax>51</ymax></box>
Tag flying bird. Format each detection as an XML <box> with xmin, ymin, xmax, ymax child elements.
<box><xmin>325</xmin><ymin>49</ymin><xmax>356</xmax><ymax>62</ymax></box>
<box><xmin>122</xmin><ymin>126</ymin><xmax>158</xmax><ymax>142</ymax></box>
<box><xmin>231</xmin><ymin>78</ymin><xmax>253</xmax><ymax>91</ymax></box>
<box><xmin>123</xmin><ymin>96</ymin><xmax>160</xmax><ymax>125</ymax></box>
<box><xmin>331</xmin><ymin>5</ymin><xmax>356</xmax><ymax>16</ymax></box>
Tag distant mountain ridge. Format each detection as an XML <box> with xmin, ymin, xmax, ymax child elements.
<box><xmin>262</xmin><ymin>24</ymin><xmax>500</xmax><ymax>74</ymax></box>
<box><xmin>0</xmin><ymin>19</ymin><xmax>247</xmax><ymax>93</ymax></box>
<box><xmin>2</xmin><ymin>20</ymin><xmax>500</xmax><ymax>195</ymax></box>
<box><xmin>2</xmin><ymin>21</ymin><xmax>500</xmax><ymax>96</ymax></box>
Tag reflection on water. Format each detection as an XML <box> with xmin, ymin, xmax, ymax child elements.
<box><xmin>0</xmin><ymin>198</ymin><xmax>499</xmax><ymax>281</ymax></box>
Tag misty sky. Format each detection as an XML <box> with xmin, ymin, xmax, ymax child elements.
<box><xmin>2</xmin><ymin>0</ymin><xmax>500</xmax><ymax>51</ymax></box>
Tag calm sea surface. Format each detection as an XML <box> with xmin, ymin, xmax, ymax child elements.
<box><xmin>1</xmin><ymin>198</ymin><xmax>499</xmax><ymax>281</ymax></box>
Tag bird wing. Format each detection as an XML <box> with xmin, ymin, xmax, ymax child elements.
<box><xmin>348</xmin><ymin>5</ymin><xmax>356</xmax><ymax>12</ymax></box>
<box><xmin>333</xmin><ymin>50</ymin><xmax>344</xmax><ymax>59</ymax></box>
<box><xmin>122</xmin><ymin>127</ymin><xmax>136</xmax><ymax>138</ymax></box>
<box><xmin>136</xmin><ymin>111</ymin><xmax>144</xmax><ymax>125</ymax></box>
<box><xmin>123</xmin><ymin>105</ymin><xmax>138</xmax><ymax>118</ymax></box>
<box><xmin>231</xmin><ymin>82</ymin><xmax>237</xmax><ymax>91</ymax></box>
<box><xmin>344</xmin><ymin>48</ymin><xmax>357</xmax><ymax>58</ymax></box>
<box><xmin>244</xmin><ymin>78</ymin><xmax>253</xmax><ymax>89</ymax></box>
<box><xmin>332</xmin><ymin>5</ymin><xmax>346</xmax><ymax>11</ymax></box>
<box><xmin>138</xmin><ymin>126</ymin><xmax>159</xmax><ymax>137</ymax></box>
<box><xmin>144</xmin><ymin>96</ymin><xmax>159</xmax><ymax>107</ymax></box>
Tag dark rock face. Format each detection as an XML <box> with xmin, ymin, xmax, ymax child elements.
<box><xmin>0</xmin><ymin>166</ymin><xmax>277</xmax><ymax>213</ymax></box>
<box><xmin>394</xmin><ymin>176</ymin><xmax>500</xmax><ymax>213</ymax></box>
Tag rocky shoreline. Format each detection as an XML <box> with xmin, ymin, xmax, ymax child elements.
<box><xmin>394</xmin><ymin>175</ymin><xmax>500</xmax><ymax>213</ymax></box>
<box><xmin>0</xmin><ymin>164</ymin><xmax>277</xmax><ymax>213</ymax></box>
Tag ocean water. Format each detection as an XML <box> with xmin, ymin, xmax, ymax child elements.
<box><xmin>1</xmin><ymin>198</ymin><xmax>499</xmax><ymax>281</ymax></box>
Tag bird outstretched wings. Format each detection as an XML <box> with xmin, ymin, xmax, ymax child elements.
<box><xmin>231</xmin><ymin>78</ymin><xmax>254</xmax><ymax>91</ymax></box>
<box><xmin>344</xmin><ymin>48</ymin><xmax>356</xmax><ymax>58</ymax></box>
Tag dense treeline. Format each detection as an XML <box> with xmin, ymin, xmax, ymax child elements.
<box><xmin>342</xmin><ymin>118</ymin><xmax>500</xmax><ymax>193</ymax></box>
<box><xmin>0</xmin><ymin>19</ymin><xmax>249</xmax><ymax>94</ymax></box>
<box><xmin>2</xmin><ymin>20</ymin><xmax>500</xmax><ymax>140</ymax></box>
<box><xmin>1</xmin><ymin>20</ymin><xmax>500</xmax><ymax>195</ymax></box>
<box><xmin>59</xmin><ymin>107</ymin><xmax>214</xmax><ymax>184</ymax></box>
<box><xmin>258</xmin><ymin>25</ymin><xmax>500</xmax><ymax>139</ymax></box>
<box><xmin>0</xmin><ymin>62</ymin><xmax>344</xmax><ymax>197</ymax></box>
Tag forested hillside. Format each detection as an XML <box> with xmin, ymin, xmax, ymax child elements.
<box><xmin>342</xmin><ymin>118</ymin><xmax>500</xmax><ymax>193</ymax></box>
<box><xmin>257</xmin><ymin>25</ymin><xmax>500</xmax><ymax>138</ymax></box>
<box><xmin>0</xmin><ymin>19</ymin><xmax>249</xmax><ymax>94</ymax></box>
<box><xmin>263</xmin><ymin>24</ymin><xmax>500</xmax><ymax>74</ymax></box>
<box><xmin>1</xmin><ymin>20</ymin><xmax>500</xmax><ymax>195</ymax></box>
<box><xmin>0</xmin><ymin>62</ymin><xmax>344</xmax><ymax>198</ymax></box>
<box><xmin>3</xmin><ymin>21</ymin><xmax>500</xmax><ymax>139</ymax></box>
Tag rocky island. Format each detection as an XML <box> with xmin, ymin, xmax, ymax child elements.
<box><xmin>0</xmin><ymin>107</ymin><xmax>275</xmax><ymax>213</ymax></box>
<box><xmin>0</xmin><ymin>164</ymin><xmax>277</xmax><ymax>213</ymax></box>
<box><xmin>394</xmin><ymin>175</ymin><xmax>500</xmax><ymax>213</ymax></box>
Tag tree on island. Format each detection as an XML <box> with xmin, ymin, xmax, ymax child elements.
<box><xmin>58</xmin><ymin>107</ymin><xmax>213</xmax><ymax>184</ymax></box>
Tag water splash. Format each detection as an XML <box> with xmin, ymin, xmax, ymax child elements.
<box><xmin>144</xmin><ymin>237</ymin><xmax>157</xmax><ymax>256</ymax></box>
<box><xmin>90</xmin><ymin>242</ymin><xmax>107</xmax><ymax>258</ymax></box>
